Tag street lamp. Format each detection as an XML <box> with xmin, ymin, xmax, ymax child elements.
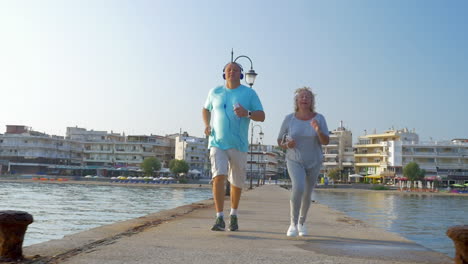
<box><xmin>263</xmin><ymin>152</ymin><xmax>267</xmax><ymax>185</ymax></box>
<box><xmin>231</xmin><ymin>49</ymin><xmax>258</xmax><ymax>88</ymax></box>
<box><xmin>249</xmin><ymin>124</ymin><xmax>263</xmax><ymax>189</ymax></box>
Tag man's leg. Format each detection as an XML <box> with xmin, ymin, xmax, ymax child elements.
<box><xmin>213</xmin><ymin>175</ymin><xmax>226</xmax><ymax>213</ymax></box>
<box><xmin>211</xmin><ymin>175</ymin><xmax>227</xmax><ymax>231</ymax></box>
<box><xmin>230</xmin><ymin>184</ymin><xmax>242</xmax><ymax>210</ymax></box>
<box><xmin>231</xmin><ymin>184</ymin><xmax>242</xmax><ymax>210</ymax></box>
<box><xmin>209</xmin><ymin>147</ymin><xmax>229</xmax><ymax>231</ymax></box>
<box><xmin>228</xmin><ymin>184</ymin><xmax>241</xmax><ymax>231</ymax></box>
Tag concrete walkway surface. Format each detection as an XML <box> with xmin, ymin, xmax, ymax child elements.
<box><xmin>23</xmin><ymin>185</ymin><xmax>453</xmax><ymax>264</ymax></box>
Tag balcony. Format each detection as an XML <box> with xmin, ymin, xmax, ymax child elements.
<box><xmin>436</xmin><ymin>152</ymin><xmax>460</xmax><ymax>157</ymax></box>
<box><xmin>83</xmin><ymin>158</ymin><xmax>112</xmax><ymax>162</ymax></box>
<box><xmin>355</xmin><ymin>153</ymin><xmax>382</xmax><ymax>157</ymax></box>
<box><xmin>355</xmin><ymin>162</ymin><xmax>380</xmax><ymax>166</ymax></box>
<box><xmin>354</xmin><ymin>143</ymin><xmax>382</xmax><ymax>148</ymax></box>
<box><xmin>114</xmin><ymin>149</ymin><xmax>142</xmax><ymax>154</ymax></box>
<box><xmin>83</xmin><ymin>149</ymin><xmax>113</xmax><ymax>154</ymax></box>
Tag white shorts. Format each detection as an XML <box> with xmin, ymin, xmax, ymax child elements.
<box><xmin>210</xmin><ymin>147</ymin><xmax>247</xmax><ymax>188</ymax></box>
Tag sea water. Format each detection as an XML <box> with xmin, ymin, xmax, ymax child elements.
<box><xmin>0</xmin><ymin>182</ymin><xmax>212</xmax><ymax>246</ymax></box>
<box><xmin>312</xmin><ymin>190</ymin><xmax>467</xmax><ymax>258</ymax></box>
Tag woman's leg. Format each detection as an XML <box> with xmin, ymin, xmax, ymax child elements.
<box><xmin>287</xmin><ymin>159</ymin><xmax>306</xmax><ymax>225</ymax></box>
<box><xmin>298</xmin><ymin>166</ymin><xmax>321</xmax><ymax>225</ymax></box>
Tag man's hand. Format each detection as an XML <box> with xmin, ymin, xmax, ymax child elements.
<box><xmin>233</xmin><ymin>103</ymin><xmax>248</xmax><ymax>118</ymax></box>
<box><xmin>204</xmin><ymin>126</ymin><xmax>211</xmax><ymax>136</ymax></box>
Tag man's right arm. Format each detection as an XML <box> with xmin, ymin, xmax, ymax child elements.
<box><xmin>202</xmin><ymin>108</ymin><xmax>211</xmax><ymax>136</ymax></box>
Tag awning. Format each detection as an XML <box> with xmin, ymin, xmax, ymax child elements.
<box><xmin>424</xmin><ymin>176</ymin><xmax>441</xmax><ymax>181</ymax></box>
<box><xmin>364</xmin><ymin>174</ymin><xmax>382</xmax><ymax>179</ymax></box>
<box><xmin>380</xmin><ymin>171</ymin><xmax>395</xmax><ymax>177</ymax></box>
<box><xmin>395</xmin><ymin>176</ymin><xmax>408</xmax><ymax>180</ymax></box>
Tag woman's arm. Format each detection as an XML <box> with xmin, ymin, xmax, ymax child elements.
<box><xmin>311</xmin><ymin>117</ymin><xmax>329</xmax><ymax>145</ymax></box>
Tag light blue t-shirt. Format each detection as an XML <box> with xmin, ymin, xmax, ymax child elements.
<box><xmin>204</xmin><ymin>84</ymin><xmax>263</xmax><ymax>152</ymax></box>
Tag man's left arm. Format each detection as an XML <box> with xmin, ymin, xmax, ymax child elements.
<box><xmin>247</xmin><ymin>89</ymin><xmax>265</xmax><ymax>122</ymax></box>
<box><xmin>249</xmin><ymin>110</ymin><xmax>265</xmax><ymax>122</ymax></box>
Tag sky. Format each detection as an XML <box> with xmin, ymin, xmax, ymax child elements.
<box><xmin>1</xmin><ymin>0</ymin><xmax>467</xmax><ymax>145</ymax></box>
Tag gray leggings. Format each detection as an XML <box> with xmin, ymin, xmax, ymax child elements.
<box><xmin>287</xmin><ymin>158</ymin><xmax>320</xmax><ymax>225</ymax></box>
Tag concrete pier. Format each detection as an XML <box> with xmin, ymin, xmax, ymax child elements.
<box><xmin>24</xmin><ymin>185</ymin><xmax>452</xmax><ymax>264</ymax></box>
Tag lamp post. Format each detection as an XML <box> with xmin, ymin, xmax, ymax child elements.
<box><xmin>263</xmin><ymin>152</ymin><xmax>267</xmax><ymax>185</ymax></box>
<box><xmin>256</xmin><ymin>142</ymin><xmax>261</xmax><ymax>187</ymax></box>
<box><xmin>230</xmin><ymin>49</ymin><xmax>261</xmax><ymax>189</ymax></box>
<box><xmin>249</xmin><ymin>124</ymin><xmax>263</xmax><ymax>189</ymax></box>
<box><xmin>231</xmin><ymin>49</ymin><xmax>258</xmax><ymax>88</ymax></box>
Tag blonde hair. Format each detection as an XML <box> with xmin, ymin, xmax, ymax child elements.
<box><xmin>294</xmin><ymin>87</ymin><xmax>315</xmax><ymax>112</ymax></box>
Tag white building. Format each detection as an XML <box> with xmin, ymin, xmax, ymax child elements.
<box><xmin>322</xmin><ymin>122</ymin><xmax>354</xmax><ymax>180</ymax></box>
<box><xmin>400</xmin><ymin>140</ymin><xmax>468</xmax><ymax>183</ymax></box>
<box><xmin>0</xmin><ymin>125</ymin><xmax>176</xmax><ymax>176</ymax></box>
<box><xmin>67</xmin><ymin>127</ymin><xmax>174</xmax><ymax>169</ymax></box>
<box><xmin>355</xmin><ymin>128</ymin><xmax>468</xmax><ymax>184</ymax></box>
<box><xmin>0</xmin><ymin>125</ymin><xmax>82</xmax><ymax>174</ymax></box>
<box><xmin>174</xmin><ymin>134</ymin><xmax>209</xmax><ymax>177</ymax></box>
<box><xmin>247</xmin><ymin>143</ymin><xmax>284</xmax><ymax>184</ymax></box>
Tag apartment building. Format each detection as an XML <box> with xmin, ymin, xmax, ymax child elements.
<box><xmin>247</xmin><ymin>143</ymin><xmax>285</xmax><ymax>183</ymax></box>
<box><xmin>0</xmin><ymin>125</ymin><xmax>176</xmax><ymax>176</ymax></box>
<box><xmin>0</xmin><ymin>125</ymin><xmax>82</xmax><ymax>174</ymax></box>
<box><xmin>354</xmin><ymin>128</ymin><xmax>468</xmax><ymax>184</ymax></box>
<box><xmin>354</xmin><ymin>128</ymin><xmax>418</xmax><ymax>176</ymax></box>
<box><xmin>67</xmin><ymin>127</ymin><xmax>174</xmax><ymax>169</ymax></box>
<box><xmin>322</xmin><ymin>122</ymin><xmax>354</xmax><ymax>179</ymax></box>
<box><xmin>174</xmin><ymin>134</ymin><xmax>209</xmax><ymax>177</ymax></box>
<box><xmin>400</xmin><ymin>139</ymin><xmax>468</xmax><ymax>183</ymax></box>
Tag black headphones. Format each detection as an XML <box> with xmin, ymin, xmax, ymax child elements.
<box><xmin>222</xmin><ymin>62</ymin><xmax>244</xmax><ymax>80</ymax></box>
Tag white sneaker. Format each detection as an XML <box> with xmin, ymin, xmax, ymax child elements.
<box><xmin>298</xmin><ymin>223</ymin><xmax>307</xmax><ymax>236</ymax></box>
<box><xmin>287</xmin><ymin>224</ymin><xmax>298</xmax><ymax>237</ymax></box>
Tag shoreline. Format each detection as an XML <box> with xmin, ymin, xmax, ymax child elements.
<box><xmin>0</xmin><ymin>178</ymin><xmax>212</xmax><ymax>189</ymax></box>
<box><xmin>314</xmin><ymin>185</ymin><xmax>468</xmax><ymax>197</ymax></box>
<box><xmin>2</xmin><ymin>178</ymin><xmax>467</xmax><ymax>196</ymax></box>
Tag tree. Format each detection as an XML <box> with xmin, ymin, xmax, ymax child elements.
<box><xmin>327</xmin><ymin>168</ymin><xmax>341</xmax><ymax>181</ymax></box>
<box><xmin>141</xmin><ymin>157</ymin><xmax>161</xmax><ymax>176</ymax></box>
<box><xmin>169</xmin><ymin>159</ymin><xmax>189</xmax><ymax>177</ymax></box>
<box><xmin>403</xmin><ymin>162</ymin><xmax>425</xmax><ymax>181</ymax></box>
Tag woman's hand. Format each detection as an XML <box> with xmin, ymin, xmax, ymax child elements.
<box><xmin>284</xmin><ymin>138</ymin><xmax>296</xmax><ymax>149</ymax></box>
<box><xmin>311</xmin><ymin>118</ymin><xmax>330</xmax><ymax>145</ymax></box>
<box><xmin>311</xmin><ymin>119</ymin><xmax>320</xmax><ymax>133</ymax></box>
